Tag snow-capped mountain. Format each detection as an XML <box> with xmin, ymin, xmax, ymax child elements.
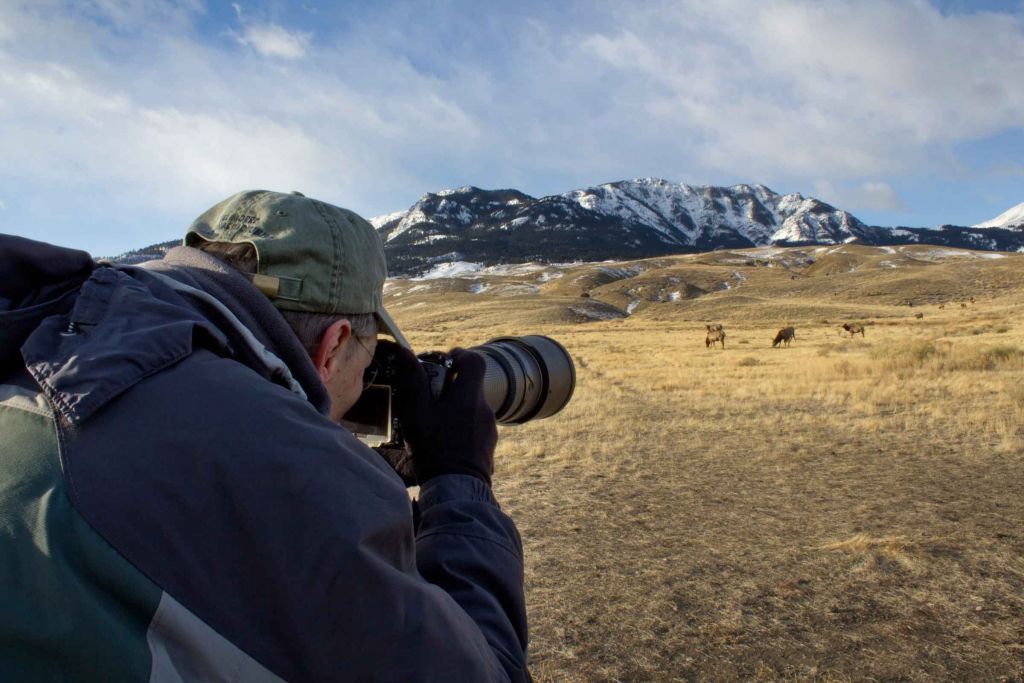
<box><xmin>561</xmin><ymin>179</ymin><xmax>877</xmax><ymax>246</ymax></box>
<box><xmin>372</xmin><ymin>179</ymin><xmax>891</xmax><ymax>274</ymax></box>
<box><xmin>375</xmin><ymin>179</ymin><xmax>877</xmax><ymax>246</ymax></box>
<box><xmin>115</xmin><ymin>181</ymin><xmax>1024</xmax><ymax>271</ymax></box>
<box><xmin>973</xmin><ymin>203</ymin><xmax>1024</xmax><ymax>229</ymax></box>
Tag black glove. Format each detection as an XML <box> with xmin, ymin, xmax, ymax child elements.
<box><xmin>385</xmin><ymin>342</ymin><xmax>497</xmax><ymax>486</ymax></box>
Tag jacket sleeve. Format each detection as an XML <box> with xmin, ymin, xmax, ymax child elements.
<box><xmin>62</xmin><ymin>351</ymin><xmax>528</xmax><ymax>682</ymax></box>
<box><xmin>416</xmin><ymin>475</ymin><xmax>529</xmax><ymax>681</ymax></box>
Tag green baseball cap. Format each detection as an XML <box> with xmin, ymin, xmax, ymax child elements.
<box><xmin>185</xmin><ymin>190</ymin><xmax>408</xmax><ymax>348</ymax></box>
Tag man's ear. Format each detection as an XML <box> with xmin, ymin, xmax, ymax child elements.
<box><xmin>312</xmin><ymin>319</ymin><xmax>353</xmax><ymax>383</ymax></box>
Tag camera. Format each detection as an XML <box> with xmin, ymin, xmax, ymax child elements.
<box><xmin>342</xmin><ymin>335</ymin><xmax>576</xmax><ymax>456</ymax></box>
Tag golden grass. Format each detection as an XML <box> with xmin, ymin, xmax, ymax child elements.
<box><xmin>389</xmin><ymin>246</ymin><xmax>1024</xmax><ymax>681</ymax></box>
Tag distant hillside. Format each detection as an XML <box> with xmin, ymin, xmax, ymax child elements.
<box><xmin>381</xmin><ymin>243</ymin><xmax>1024</xmax><ymax>328</ymax></box>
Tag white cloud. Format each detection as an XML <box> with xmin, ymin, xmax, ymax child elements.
<box><xmin>0</xmin><ymin>56</ymin><xmax>361</xmax><ymax>210</ymax></box>
<box><xmin>859</xmin><ymin>182</ymin><xmax>907</xmax><ymax>212</ymax></box>
<box><xmin>1</xmin><ymin>0</ymin><xmax>1023</xmax><ymax>253</ymax></box>
<box><xmin>575</xmin><ymin>0</ymin><xmax>1024</xmax><ymax>180</ymax></box>
<box><xmin>813</xmin><ymin>180</ymin><xmax>907</xmax><ymax>212</ymax></box>
<box><xmin>233</xmin><ymin>23</ymin><xmax>311</xmax><ymax>60</ymax></box>
<box><xmin>0</xmin><ymin>4</ymin><xmax>486</xmax><ymax>250</ymax></box>
<box><xmin>86</xmin><ymin>0</ymin><xmax>204</xmax><ymax>27</ymax></box>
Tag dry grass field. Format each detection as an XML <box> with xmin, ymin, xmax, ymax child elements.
<box><xmin>387</xmin><ymin>244</ymin><xmax>1024</xmax><ymax>682</ymax></box>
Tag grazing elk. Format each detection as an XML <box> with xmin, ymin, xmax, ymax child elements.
<box><xmin>772</xmin><ymin>327</ymin><xmax>796</xmax><ymax>348</ymax></box>
<box><xmin>839</xmin><ymin>323</ymin><xmax>865</xmax><ymax>338</ymax></box>
<box><xmin>705</xmin><ymin>324</ymin><xmax>726</xmax><ymax>349</ymax></box>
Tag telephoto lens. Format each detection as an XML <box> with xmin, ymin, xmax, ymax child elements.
<box><xmin>469</xmin><ymin>335</ymin><xmax>575</xmax><ymax>424</ymax></box>
<box><xmin>344</xmin><ymin>335</ymin><xmax>576</xmax><ymax>465</ymax></box>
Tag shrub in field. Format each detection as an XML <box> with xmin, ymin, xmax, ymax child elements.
<box><xmin>907</xmin><ymin>341</ymin><xmax>940</xmax><ymax>365</ymax></box>
<box><xmin>834</xmin><ymin>359</ymin><xmax>857</xmax><ymax>379</ymax></box>
<box><xmin>952</xmin><ymin>345</ymin><xmax>1024</xmax><ymax>371</ymax></box>
<box><xmin>873</xmin><ymin>340</ymin><xmax>939</xmax><ymax>374</ymax></box>
<box><xmin>873</xmin><ymin>340</ymin><xmax>1023</xmax><ymax>375</ymax></box>
<box><xmin>969</xmin><ymin>323</ymin><xmax>1011</xmax><ymax>335</ymax></box>
<box><xmin>737</xmin><ymin>356</ymin><xmax>760</xmax><ymax>367</ymax></box>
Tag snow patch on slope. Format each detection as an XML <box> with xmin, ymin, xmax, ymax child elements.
<box><xmin>570</xmin><ymin>305</ymin><xmax>624</xmax><ymax>321</ymax></box>
<box><xmin>414</xmin><ymin>261</ymin><xmax>483</xmax><ymax>279</ymax></box>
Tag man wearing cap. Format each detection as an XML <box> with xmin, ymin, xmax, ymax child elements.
<box><xmin>0</xmin><ymin>191</ymin><xmax>528</xmax><ymax>681</ymax></box>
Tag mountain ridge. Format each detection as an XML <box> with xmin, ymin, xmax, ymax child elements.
<box><xmin>113</xmin><ymin>178</ymin><xmax>1024</xmax><ymax>271</ymax></box>
<box><xmin>371</xmin><ymin>179</ymin><xmax>1023</xmax><ymax>275</ymax></box>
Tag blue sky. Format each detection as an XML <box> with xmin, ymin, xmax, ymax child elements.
<box><xmin>1</xmin><ymin>0</ymin><xmax>1022</xmax><ymax>255</ymax></box>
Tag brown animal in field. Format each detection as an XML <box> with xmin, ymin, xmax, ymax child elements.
<box><xmin>961</xmin><ymin>303</ymin><xmax>967</xmax><ymax>309</ymax></box>
<box><xmin>914</xmin><ymin>312</ymin><xmax>924</xmax><ymax>319</ymax></box>
<box><xmin>772</xmin><ymin>327</ymin><xmax>796</xmax><ymax>348</ymax></box>
<box><xmin>839</xmin><ymin>323</ymin><xmax>865</xmax><ymax>337</ymax></box>
<box><xmin>705</xmin><ymin>324</ymin><xmax>726</xmax><ymax>349</ymax></box>
<box><xmin>938</xmin><ymin>304</ymin><xmax>946</xmax><ymax>309</ymax></box>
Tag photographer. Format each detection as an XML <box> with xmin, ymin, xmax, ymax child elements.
<box><xmin>0</xmin><ymin>191</ymin><xmax>528</xmax><ymax>681</ymax></box>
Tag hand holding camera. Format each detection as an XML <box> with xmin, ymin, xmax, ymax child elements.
<box><xmin>347</xmin><ymin>335</ymin><xmax>575</xmax><ymax>485</ymax></box>
<box><xmin>382</xmin><ymin>342</ymin><xmax>497</xmax><ymax>486</ymax></box>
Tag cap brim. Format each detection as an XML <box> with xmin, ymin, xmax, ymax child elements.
<box><xmin>376</xmin><ymin>305</ymin><xmax>411</xmax><ymax>350</ymax></box>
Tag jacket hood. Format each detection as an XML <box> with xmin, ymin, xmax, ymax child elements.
<box><xmin>20</xmin><ymin>264</ymin><xmax>234</xmax><ymax>425</ymax></box>
<box><xmin>5</xmin><ymin>236</ymin><xmax>330</xmax><ymax>424</ymax></box>
<box><xmin>0</xmin><ymin>235</ymin><xmax>95</xmax><ymax>375</ymax></box>
<box><xmin>143</xmin><ymin>247</ymin><xmax>331</xmax><ymax>415</ymax></box>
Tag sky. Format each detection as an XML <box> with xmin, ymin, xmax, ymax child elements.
<box><xmin>1</xmin><ymin>0</ymin><xmax>1022</xmax><ymax>256</ymax></box>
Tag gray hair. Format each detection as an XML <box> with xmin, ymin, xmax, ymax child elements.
<box><xmin>196</xmin><ymin>241</ymin><xmax>377</xmax><ymax>357</ymax></box>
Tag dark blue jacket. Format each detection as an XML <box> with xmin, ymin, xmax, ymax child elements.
<box><xmin>0</xmin><ymin>235</ymin><xmax>528</xmax><ymax>682</ymax></box>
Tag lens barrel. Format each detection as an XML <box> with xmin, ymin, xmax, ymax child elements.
<box><xmin>470</xmin><ymin>335</ymin><xmax>575</xmax><ymax>424</ymax></box>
